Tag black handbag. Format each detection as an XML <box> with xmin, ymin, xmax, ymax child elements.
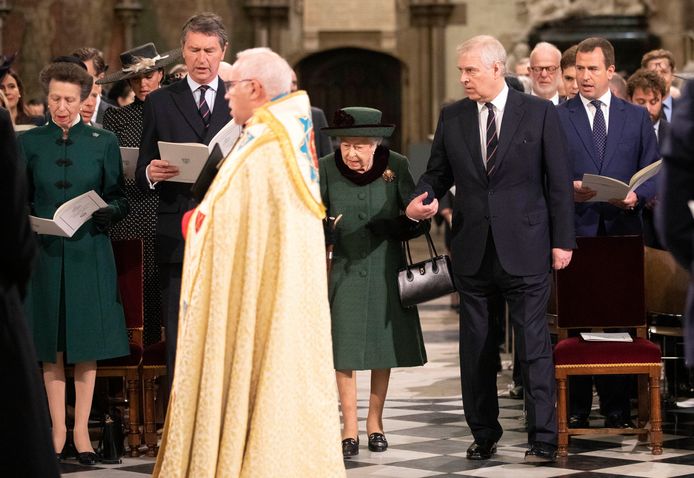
<box><xmin>397</xmin><ymin>230</ymin><xmax>456</xmax><ymax>308</ymax></box>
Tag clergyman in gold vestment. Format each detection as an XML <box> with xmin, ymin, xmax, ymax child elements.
<box><xmin>153</xmin><ymin>47</ymin><xmax>345</xmax><ymax>478</ymax></box>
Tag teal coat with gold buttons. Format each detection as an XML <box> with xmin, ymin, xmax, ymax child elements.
<box><xmin>320</xmin><ymin>148</ymin><xmax>427</xmax><ymax>370</ymax></box>
<box><xmin>19</xmin><ymin>120</ymin><xmax>130</xmax><ymax>363</ymax></box>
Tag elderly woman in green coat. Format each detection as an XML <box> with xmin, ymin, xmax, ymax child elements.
<box><xmin>320</xmin><ymin>107</ymin><xmax>428</xmax><ymax>458</ymax></box>
<box><xmin>19</xmin><ymin>60</ymin><xmax>129</xmax><ymax>465</ymax></box>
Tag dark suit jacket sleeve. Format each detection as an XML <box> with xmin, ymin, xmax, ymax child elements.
<box><xmin>312</xmin><ymin>107</ymin><xmax>333</xmax><ymax>159</ymax></box>
<box><xmin>1</xmin><ymin>108</ymin><xmax>35</xmax><ymax>294</ymax></box>
<box><xmin>658</xmin><ymin>82</ymin><xmax>694</xmax><ymax>270</ymax></box>
<box><xmin>135</xmin><ymin>95</ymin><xmax>158</xmax><ymax>191</ymax></box>
<box><xmin>542</xmin><ymin>102</ymin><xmax>577</xmax><ymax>249</ymax></box>
<box><xmin>414</xmin><ymin>109</ymin><xmax>455</xmax><ymax>201</ymax></box>
<box><xmin>633</xmin><ymin>106</ymin><xmax>660</xmax><ymax>203</ymax></box>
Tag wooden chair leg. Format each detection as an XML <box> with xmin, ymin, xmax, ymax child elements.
<box><xmin>126</xmin><ymin>372</ymin><xmax>142</xmax><ymax>457</ymax></box>
<box><xmin>556</xmin><ymin>375</ymin><xmax>569</xmax><ymax>457</ymax></box>
<box><xmin>637</xmin><ymin>374</ymin><xmax>649</xmax><ymax>442</ymax></box>
<box><xmin>143</xmin><ymin>373</ymin><xmax>158</xmax><ymax>457</ymax></box>
<box><xmin>650</xmin><ymin>368</ymin><xmax>663</xmax><ymax>455</ymax></box>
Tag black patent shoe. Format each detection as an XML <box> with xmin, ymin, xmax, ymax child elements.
<box><xmin>466</xmin><ymin>440</ymin><xmax>497</xmax><ymax>460</ymax></box>
<box><xmin>604</xmin><ymin>412</ymin><xmax>635</xmax><ymax>429</ymax></box>
<box><xmin>342</xmin><ymin>437</ymin><xmax>359</xmax><ymax>458</ymax></box>
<box><xmin>55</xmin><ymin>453</ymin><xmax>63</xmax><ymax>463</ymax></box>
<box><xmin>368</xmin><ymin>432</ymin><xmax>388</xmax><ymax>452</ymax></box>
<box><xmin>77</xmin><ymin>451</ymin><xmax>99</xmax><ymax>466</ymax></box>
<box><xmin>524</xmin><ymin>441</ymin><xmax>557</xmax><ymax>463</ymax></box>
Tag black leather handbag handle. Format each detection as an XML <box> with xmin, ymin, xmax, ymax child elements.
<box><xmin>403</xmin><ymin>230</ymin><xmax>440</xmax><ymax>277</ymax></box>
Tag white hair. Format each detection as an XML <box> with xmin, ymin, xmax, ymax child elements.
<box><xmin>457</xmin><ymin>35</ymin><xmax>507</xmax><ymax>74</ymax></box>
<box><xmin>233</xmin><ymin>47</ymin><xmax>293</xmax><ymax>99</ymax></box>
<box><xmin>530</xmin><ymin>42</ymin><xmax>562</xmax><ymax>65</ymax></box>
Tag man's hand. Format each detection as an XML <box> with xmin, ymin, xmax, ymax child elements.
<box><xmin>405</xmin><ymin>192</ymin><xmax>439</xmax><ymax>220</ymax></box>
<box><xmin>573</xmin><ymin>180</ymin><xmax>596</xmax><ymax>202</ymax></box>
<box><xmin>608</xmin><ymin>191</ymin><xmax>638</xmax><ymax>210</ymax></box>
<box><xmin>552</xmin><ymin>248</ymin><xmax>573</xmax><ymax>270</ymax></box>
<box><xmin>148</xmin><ymin>159</ymin><xmax>180</xmax><ymax>182</ymax></box>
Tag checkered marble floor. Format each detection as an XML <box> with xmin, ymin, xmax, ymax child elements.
<box><xmin>57</xmin><ymin>231</ymin><xmax>694</xmax><ymax>477</ymax></box>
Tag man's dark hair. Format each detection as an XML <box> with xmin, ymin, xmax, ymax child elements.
<box><xmin>560</xmin><ymin>45</ymin><xmax>578</xmax><ymax>71</ymax></box>
<box><xmin>71</xmin><ymin>47</ymin><xmax>108</xmax><ymax>75</ymax></box>
<box><xmin>627</xmin><ymin>68</ymin><xmax>667</xmax><ymax>99</ymax></box>
<box><xmin>180</xmin><ymin>12</ymin><xmax>228</xmax><ymax>49</ymax></box>
<box><xmin>576</xmin><ymin>37</ymin><xmax>615</xmax><ymax>68</ymax></box>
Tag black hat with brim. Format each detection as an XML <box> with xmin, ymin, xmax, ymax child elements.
<box><xmin>97</xmin><ymin>43</ymin><xmax>181</xmax><ymax>84</ymax></box>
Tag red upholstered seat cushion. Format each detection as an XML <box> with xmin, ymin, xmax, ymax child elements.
<box><xmin>143</xmin><ymin>340</ymin><xmax>166</xmax><ymax>366</ymax></box>
<box><xmin>98</xmin><ymin>343</ymin><xmax>143</xmax><ymax>367</ymax></box>
<box><xmin>554</xmin><ymin>337</ymin><xmax>661</xmax><ymax>366</ymax></box>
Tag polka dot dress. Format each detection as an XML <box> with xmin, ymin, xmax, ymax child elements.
<box><xmin>103</xmin><ymin>99</ymin><xmax>162</xmax><ymax>345</ymax></box>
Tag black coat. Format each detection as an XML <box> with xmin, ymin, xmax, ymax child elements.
<box><xmin>136</xmin><ymin>77</ymin><xmax>232</xmax><ymax>263</ymax></box>
<box><xmin>0</xmin><ymin>107</ymin><xmax>59</xmax><ymax>477</ymax></box>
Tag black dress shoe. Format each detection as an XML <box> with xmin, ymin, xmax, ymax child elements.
<box><xmin>368</xmin><ymin>432</ymin><xmax>388</xmax><ymax>452</ymax></box>
<box><xmin>466</xmin><ymin>440</ymin><xmax>497</xmax><ymax>460</ymax></box>
<box><xmin>77</xmin><ymin>451</ymin><xmax>99</xmax><ymax>466</ymax></box>
<box><xmin>524</xmin><ymin>441</ymin><xmax>557</xmax><ymax>463</ymax></box>
<box><xmin>568</xmin><ymin>414</ymin><xmax>589</xmax><ymax>428</ymax></box>
<box><xmin>342</xmin><ymin>437</ymin><xmax>359</xmax><ymax>458</ymax></box>
<box><xmin>509</xmin><ymin>385</ymin><xmax>524</xmax><ymax>399</ymax></box>
<box><xmin>55</xmin><ymin>453</ymin><xmax>63</xmax><ymax>463</ymax></box>
<box><xmin>604</xmin><ymin>412</ymin><xmax>635</xmax><ymax>429</ymax></box>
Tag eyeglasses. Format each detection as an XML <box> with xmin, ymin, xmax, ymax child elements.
<box><xmin>223</xmin><ymin>79</ymin><xmax>253</xmax><ymax>90</ymax></box>
<box><xmin>529</xmin><ymin>65</ymin><xmax>559</xmax><ymax>74</ymax></box>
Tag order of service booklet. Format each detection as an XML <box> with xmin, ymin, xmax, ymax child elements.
<box><xmin>29</xmin><ymin>190</ymin><xmax>107</xmax><ymax>238</ymax></box>
<box><xmin>581</xmin><ymin>159</ymin><xmax>662</xmax><ymax>202</ymax></box>
<box><xmin>157</xmin><ymin>120</ymin><xmax>242</xmax><ymax>184</ymax></box>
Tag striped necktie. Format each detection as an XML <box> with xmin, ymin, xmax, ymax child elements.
<box><xmin>485</xmin><ymin>102</ymin><xmax>499</xmax><ymax>176</ymax></box>
<box><xmin>197</xmin><ymin>85</ymin><xmax>211</xmax><ymax>129</ymax></box>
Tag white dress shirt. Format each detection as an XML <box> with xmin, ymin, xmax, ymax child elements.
<box><xmin>579</xmin><ymin>90</ymin><xmax>612</xmax><ymax>133</ymax></box>
<box><xmin>477</xmin><ymin>83</ymin><xmax>509</xmax><ymax>165</ymax></box>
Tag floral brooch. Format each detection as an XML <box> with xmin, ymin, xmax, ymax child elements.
<box><xmin>382</xmin><ymin>168</ymin><xmax>395</xmax><ymax>182</ymax></box>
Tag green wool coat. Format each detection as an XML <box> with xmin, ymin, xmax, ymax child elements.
<box><xmin>19</xmin><ymin>121</ymin><xmax>130</xmax><ymax>364</ymax></box>
<box><xmin>320</xmin><ymin>149</ymin><xmax>427</xmax><ymax>370</ymax></box>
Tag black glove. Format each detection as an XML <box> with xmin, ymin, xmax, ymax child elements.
<box><xmin>323</xmin><ymin>216</ymin><xmax>337</xmax><ymax>246</ymax></box>
<box><xmin>92</xmin><ymin>206</ymin><xmax>114</xmax><ymax>230</ymax></box>
<box><xmin>412</xmin><ymin>182</ymin><xmax>435</xmax><ymax>205</ymax></box>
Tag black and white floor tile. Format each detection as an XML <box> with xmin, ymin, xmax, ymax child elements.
<box><xmin>57</xmin><ymin>234</ymin><xmax>694</xmax><ymax>477</ymax></box>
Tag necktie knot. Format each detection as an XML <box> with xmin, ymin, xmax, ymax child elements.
<box><xmin>485</xmin><ymin>102</ymin><xmax>494</xmax><ymax>113</ymax></box>
<box><xmin>198</xmin><ymin>85</ymin><xmax>209</xmax><ymax>94</ymax></box>
<box><xmin>590</xmin><ymin>99</ymin><xmax>602</xmax><ymax>110</ymax></box>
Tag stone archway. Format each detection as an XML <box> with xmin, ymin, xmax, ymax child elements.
<box><xmin>295</xmin><ymin>47</ymin><xmax>403</xmax><ymax>151</ymax></box>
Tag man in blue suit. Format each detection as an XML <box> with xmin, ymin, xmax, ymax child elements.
<box><xmin>407</xmin><ymin>35</ymin><xmax>575</xmax><ymax>463</ymax></box>
<box><xmin>557</xmin><ymin>37</ymin><xmax>660</xmax><ymax>429</ymax></box>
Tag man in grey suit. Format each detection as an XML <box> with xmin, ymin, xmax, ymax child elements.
<box><xmin>406</xmin><ymin>35</ymin><xmax>575</xmax><ymax>463</ymax></box>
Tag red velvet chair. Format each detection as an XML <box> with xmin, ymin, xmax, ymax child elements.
<box><xmin>554</xmin><ymin>236</ymin><xmax>662</xmax><ymax>457</ymax></box>
<box><xmin>95</xmin><ymin>239</ymin><xmax>145</xmax><ymax>456</ymax></box>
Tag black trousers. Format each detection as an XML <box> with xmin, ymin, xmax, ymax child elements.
<box><xmin>160</xmin><ymin>262</ymin><xmax>183</xmax><ymax>390</ymax></box>
<box><xmin>456</xmin><ymin>235</ymin><xmax>556</xmax><ymax>446</ymax></box>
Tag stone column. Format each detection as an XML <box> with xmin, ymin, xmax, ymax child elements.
<box><xmin>0</xmin><ymin>0</ymin><xmax>12</xmax><ymax>54</ymax></box>
<box><xmin>114</xmin><ymin>0</ymin><xmax>143</xmax><ymax>51</ymax></box>
<box><xmin>410</xmin><ymin>0</ymin><xmax>453</xmax><ymax>140</ymax></box>
<box><xmin>245</xmin><ymin>0</ymin><xmax>290</xmax><ymax>51</ymax></box>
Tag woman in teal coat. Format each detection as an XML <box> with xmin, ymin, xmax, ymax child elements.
<box><xmin>18</xmin><ymin>60</ymin><xmax>129</xmax><ymax>465</ymax></box>
<box><xmin>320</xmin><ymin>107</ymin><xmax>428</xmax><ymax>457</ymax></box>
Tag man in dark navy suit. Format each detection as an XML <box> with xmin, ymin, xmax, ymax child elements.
<box><xmin>658</xmin><ymin>80</ymin><xmax>694</xmax><ymax>368</ymax></box>
<box><xmin>557</xmin><ymin>37</ymin><xmax>660</xmax><ymax>430</ymax></box>
<box><xmin>136</xmin><ymin>12</ymin><xmax>232</xmax><ymax>385</ymax></box>
<box><xmin>407</xmin><ymin>35</ymin><xmax>575</xmax><ymax>463</ymax></box>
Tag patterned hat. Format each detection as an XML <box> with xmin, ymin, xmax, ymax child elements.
<box><xmin>322</xmin><ymin>107</ymin><xmax>395</xmax><ymax>138</ymax></box>
<box><xmin>96</xmin><ymin>43</ymin><xmax>181</xmax><ymax>84</ymax></box>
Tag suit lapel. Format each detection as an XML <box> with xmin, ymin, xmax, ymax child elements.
<box><xmin>170</xmin><ymin>79</ymin><xmax>206</xmax><ymax>142</ymax></box>
<box><xmin>601</xmin><ymin>97</ymin><xmax>626</xmax><ymax>171</ymax></box>
<box><xmin>493</xmin><ymin>89</ymin><xmax>524</xmax><ymax>176</ymax></box>
<box><xmin>459</xmin><ymin>100</ymin><xmax>485</xmax><ymax>180</ymax></box>
<box><xmin>567</xmin><ymin>95</ymin><xmax>600</xmax><ymax>170</ymax></box>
